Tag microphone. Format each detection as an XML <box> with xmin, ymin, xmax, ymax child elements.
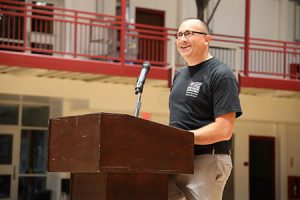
<box><xmin>135</xmin><ymin>61</ymin><xmax>151</xmax><ymax>94</ymax></box>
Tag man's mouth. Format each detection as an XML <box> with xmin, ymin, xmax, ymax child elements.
<box><xmin>179</xmin><ymin>45</ymin><xmax>191</xmax><ymax>52</ymax></box>
<box><xmin>181</xmin><ymin>46</ymin><xmax>189</xmax><ymax>49</ymax></box>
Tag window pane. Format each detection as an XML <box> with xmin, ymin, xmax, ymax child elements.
<box><xmin>0</xmin><ymin>94</ymin><xmax>19</xmax><ymax>102</ymax></box>
<box><xmin>0</xmin><ymin>175</ymin><xmax>11</xmax><ymax>198</ymax></box>
<box><xmin>61</xmin><ymin>178</ymin><xmax>70</xmax><ymax>195</ymax></box>
<box><xmin>22</xmin><ymin>105</ymin><xmax>49</xmax><ymax>127</ymax></box>
<box><xmin>20</xmin><ymin>130</ymin><xmax>48</xmax><ymax>174</ymax></box>
<box><xmin>0</xmin><ymin>134</ymin><xmax>13</xmax><ymax>164</ymax></box>
<box><xmin>0</xmin><ymin>104</ymin><xmax>19</xmax><ymax>125</ymax></box>
<box><xmin>31</xmin><ymin>2</ymin><xmax>54</xmax><ymax>34</ymax></box>
<box><xmin>18</xmin><ymin>177</ymin><xmax>46</xmax><ymax>200</ymax></box>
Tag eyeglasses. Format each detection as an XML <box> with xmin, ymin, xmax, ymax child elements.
<box><xmin>175</xmin><ymin>30</ymin><xmax>207</xmax><ymax>39</ymax></box>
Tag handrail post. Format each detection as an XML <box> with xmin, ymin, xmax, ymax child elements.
<box><xmin>74</xmin><ymin>11</ymin><xmax>78</xmax><ymax>58</ymax></box>
<box><xmin>23</xmin><ymin>3</ymin><xmax>27</xmax><ymax>51</ymax></box>
<box><xmin>120</xmin><ymin>0</ymin><xmax>126</xmax><ymax>66</ymax></box>
<box><xmin>283</xmin><ymin>42</ymin><xmax>287</xmax><ymax>78</ymax></box>
<box><xmin>244</xmin><ymin>0</ymin><xmax>250</xmax><ymax>77</ymax></box>
<box><xmin>163</xmin><ymin>30</ymin><xmax>167</xmax><ymax>67</ymax></box>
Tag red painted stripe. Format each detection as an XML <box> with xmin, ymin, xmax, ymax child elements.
<box><xmin>239</xmin><ymin>75</ymin><xmax>300</xmax><ymax>92</ymax></box>
<box><xmin>0</xmin><ymin>51</ymin><xmax>171</xmax><ymax>80</ymax></box>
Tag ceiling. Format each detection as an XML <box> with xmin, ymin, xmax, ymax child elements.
<box><xmin>1</xmin><ymin>65</ymin><xmax>300</xmax><ymax>99</ymax></box>
<box><xmin>0</xmin><ymin>65</ymin><xmax>169</xmax><ymax>88</ymax></box>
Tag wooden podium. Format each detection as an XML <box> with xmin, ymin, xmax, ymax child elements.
<box><xmin>48</xmin><ymin>113</ymin><xmax>194</xmax><ymax>200</ymax></box>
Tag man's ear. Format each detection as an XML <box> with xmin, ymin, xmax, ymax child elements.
<box><xmin>205</xmin><ymin>35</ymin><xmax>212</xmax><ymax>45</ymax></box>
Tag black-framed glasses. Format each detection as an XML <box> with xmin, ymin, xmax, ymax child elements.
<box><xmin>175</xmin><ymin>30</ymin><xmax>207</xmax><ymax>39</ymax></box>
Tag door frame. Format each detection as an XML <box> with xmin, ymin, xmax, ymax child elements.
<box><xmin>0</xmin><ymin>126</ymin><xmax>20</xmax><ymax>200</ymax></box>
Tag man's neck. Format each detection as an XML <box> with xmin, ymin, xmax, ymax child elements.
<box><xmin>187</xmin><ymin>53</ymin><xmax>213</xmax><ymax>66</ymax></box>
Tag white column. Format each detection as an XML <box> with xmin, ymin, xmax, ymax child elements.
<box><xmin>278</xmin><ymin>0</ymin><xmax>290</xmax><ymax>40</ymax></box>
<box><xmin>63</xmin><ymin>0</ymin><xmax>73</xmax><ymax>57</ymax></box>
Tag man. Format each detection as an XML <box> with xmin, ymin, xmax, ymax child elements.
<box><xmin>168</xmin><ymin>18</ymin><xmax>242</xmax><ymax>200</ymax></box>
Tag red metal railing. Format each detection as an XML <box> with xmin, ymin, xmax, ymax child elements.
<box><xmin>210</xmin><ymin>34</ymin><xmax>300</xmax><ymax>79</ymax></box>
<box><xmin>0</xmin><ymin>0</ymin><xmax>178</xmax><ymax>67</ymax></box>
<box><xmin>1</xmin><ymin>0</ymin><xmax>300</xmax><ymax>80</ymax></box>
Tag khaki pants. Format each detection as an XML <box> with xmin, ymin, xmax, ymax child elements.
<box><xmin>168</xmin><ymin>154</ymin><xmax>232</xmax><ymax>200</ymax></box>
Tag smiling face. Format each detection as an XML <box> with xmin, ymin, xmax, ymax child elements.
<box><xmin>176</xmin><ymin>19</ymin><xmax>212</xmax><ymax>66</ymax></box>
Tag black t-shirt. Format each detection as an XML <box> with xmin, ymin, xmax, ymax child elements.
<box><xmin>169</xmin><ymin>57</ymin><xmax>242</xmax><ymax>154</ymax></box>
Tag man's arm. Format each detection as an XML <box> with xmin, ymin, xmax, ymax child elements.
<box><xmin>192</xmin><ymin>112</ymin><xmax>236</xmax><ymax>145</ymax></box>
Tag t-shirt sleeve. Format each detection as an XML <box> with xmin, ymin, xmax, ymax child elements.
<box><xmin>212</xmin><ymin>75</ymin><xmax>242</xmax><ymax>118</ymax></box>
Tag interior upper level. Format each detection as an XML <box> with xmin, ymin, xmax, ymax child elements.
<box><xmin>0</xmin><ymin>0</ymin><xmax>299</xmax><ymax>95</ymax></box>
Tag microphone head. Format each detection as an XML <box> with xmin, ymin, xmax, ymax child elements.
<box><xmin>135</xmin><ymin>61</ymin><xmax>151</xmax><ymax>95</ymax></box>
<box><xmin>142</xmin><ymin>61</ymin><xmax>151</xmax><ymax>71</ymax></box>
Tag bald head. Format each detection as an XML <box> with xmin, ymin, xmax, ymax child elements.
<box><xmin>180</xmin><ymin>18</ymin><xmax>209</xmax><ymax>34</ymax></box>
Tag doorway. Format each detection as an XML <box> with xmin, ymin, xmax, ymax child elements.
<box><xmin>135</xmin><ymin>7</ymin><xmax>165</xmax><ymax>65</ymax></box>
<box><xmin>249</xmin><ymin>136</ymin><xmax>275</xmax><ymax>200</ymax></box>
<box><xmin>223</xmin><ymin>135</ymin><xmax>234</xmax><ymax>200</ymax></box>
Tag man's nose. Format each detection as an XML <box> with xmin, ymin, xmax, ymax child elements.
<box><xmin>178</xmin><ymin>34</ymin><xmax>188</xmax><ymax>41</ymax></box>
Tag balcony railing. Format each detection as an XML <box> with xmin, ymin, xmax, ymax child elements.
<box><xmin>1</xmin><ymin>0</ymin><xmax>300</xmax><ymax>80</ymax></box>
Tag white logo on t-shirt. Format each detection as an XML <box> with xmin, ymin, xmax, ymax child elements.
<box><xmin>185</xmin><ymin>81</ymin><xmax>202</xmax><ymax>97</ymax></box>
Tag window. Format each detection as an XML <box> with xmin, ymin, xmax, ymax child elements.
<box><xmin>20</xmin><ymin>129</ymin><xmax>48</xmax><ymax>174</ymax></box>
<box><xmin>0</xmin><ymin>104</ymin><xmax>19</xmax><ymax>125</ymax></box>
<box><xmin>0</xmin><ymin>135</ymin><xmax>13</xmax><ymax>164</ymax></box>
<box><xmin>0</xmin><ymin>175</ymin><xmax>11</xmax><ymax>198</ymax></box>
<box><xmin>31</xmin><ymin>2</ymin><xmax>53</xmax><ymax>34</ymax></box>
<box><xmin>22</xmin><ymin>105</ymin><xmax>49</xmax><ymax>127</ymax></box>
<box><xmin>18</xmin><ymin>177</ymin><xmax>47</xmax><ymax>200</ymax></box>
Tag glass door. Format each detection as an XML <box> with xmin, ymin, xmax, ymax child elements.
<box><xmin>0</xmin><ymin>96</ymin><xmax>51</xmax><ymax>200</ymax></box>
<box><xmin>0</xmin><ymin>127</ymin><xmax>20</xmax><ymax>200</ymax></box>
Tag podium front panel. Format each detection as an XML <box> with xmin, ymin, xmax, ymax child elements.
<box><xmin>48</xmin><ymin>113</ymin><xmax>194</xmax><ymax>174</ymax></box>
<box><xmin>99</xmin><ymin>114</ymin><xmax>193</xmax><ymax>174</ymax></box>
<box><xmin>48</xmin><ymin>114</ymin><xmax>101</xmax><ymax>172</ymax></box>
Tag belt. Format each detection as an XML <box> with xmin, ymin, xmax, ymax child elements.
<box><xmin>195</xmin><ymin>147</ymin><xmax>231</xmax><ymax>155</ymax></box>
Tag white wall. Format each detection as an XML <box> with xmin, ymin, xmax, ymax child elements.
<box><xmin>210</xmin><ymin>0</ymin><xmax>279</xmax><ymax>38</ymax></box>
<box><xmin>293</xmin><ymin>3</ymin><xmax>300</xmax><ymax>41</ymax></box>
<box><xmin>209</xmin><ymin>0</ymin><xmax>245</xmax><ymax>36</ymax></box>
<box><xmin>0</xmin><ymin>74</ymin><xmax>169</xmax><ymax>123</ymax></box>
<box><xmin>60</xmin><ymin>0</ymin><xmax>297</xmax><ymax>41</ymax></box>
<box><xmin>64</xmin><ymin>0</ymin><xmax>96</xmax><ymax>12</ymax></box>
<box><xmin>205</xmin><ymin>0</ymin><xmax>296</xmax><ymax>41</ymax></box>
<box><xmin>234</xmin><ymin>94</ymin><xmax>300</xmax><ymax>200</ymax></box>
<box><xmin>287</xmin><ymin>124</ymin><xmax>300</xmax><ymax>175</ymax></box>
